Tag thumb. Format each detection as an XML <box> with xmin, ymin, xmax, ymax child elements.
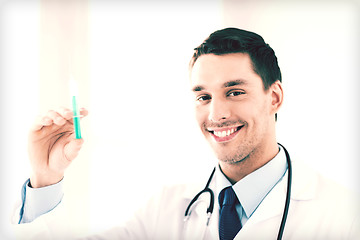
<box><xmin>64</xmin><ymin>137</ymin><xmax>84</xmax><ymax>162</ymax></box>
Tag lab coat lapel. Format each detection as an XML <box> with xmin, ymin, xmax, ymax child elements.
<box><xmin>206</xmin><ymin>196</ymin><xmax>219</xmax><ymax>240</ymax></box>
<box><xmin>181</xmin><ymin>170</ymin><xmax>219</xmax><ymax>240</ymax></box>
<box><xmin>248</xmin><ymin>172</ymin><xmax>288</xmax><ymax>224</ymax></box>
<box><xmin>233</xmin><ymin>160</ymin><xmax>318</xmax><ymax>239</ymax></box>
<box><xmin>182</xmin><ymin>188</ymin><xmax>218</xmax><ymax>239</ymax></box>
<box><xmin>181</xmin><ymin>197</ymin><xmax>209</xmax><ymax>240</ymax></box>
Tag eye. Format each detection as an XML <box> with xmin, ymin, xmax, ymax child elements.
<box><xmin>227</xmin><ymin>90</ymin><xmax>245</xmax><ymax>97</ymax></box>
<box><xmin>196</xmin><ymin>94</ymin><xmax>211</xmax><ymax>102</ymax></box>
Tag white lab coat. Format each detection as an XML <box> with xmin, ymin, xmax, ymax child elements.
<box><xmin>12</xmin><ymin>160</ymin><xmax>359</xmax><ymax>240</ymax></box>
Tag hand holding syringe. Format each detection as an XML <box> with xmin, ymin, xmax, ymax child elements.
<box><xmin>27</xmin><ymin>78</ymin><xmax>88</xmax><ymax>188</ymax></box>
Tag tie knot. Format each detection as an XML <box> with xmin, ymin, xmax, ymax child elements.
<box><xmin>219</xmin><ymin>187</ymin><xmax>238</xmax><ymax>208</ymax></box>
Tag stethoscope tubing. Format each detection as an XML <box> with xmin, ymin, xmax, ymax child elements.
<box><xmin>184</xmin><ymin>167</ymin><xmax>215</xmax><ymax>218</ymax></box>
<box><xmin>277</xmin><ymin>143</ymin><xmax>292</xmax><ymax>240</ymax></box>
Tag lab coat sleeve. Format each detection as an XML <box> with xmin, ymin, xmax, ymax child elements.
<box><xmin>81</xmin><ymin>186</ymin><xmax>168</xmax><ymax>240</ymax></box>
<box><xmin>11</xmin><ymin>183</ymin><xmax>181</xmax><ymax>239</ymax></box>
<box><xmin>16</xmin><ymin>178</ymin><xmax>64</xmax><ymax>224</ymax></box>
<box><xmin>11</xmin><ymin>193</ymin><xmax>87</xmax><ymax>240</ymax></box>
<box><xmin>11</xmin><ymin>179</ymin><xmax>90</xmax><ymax>239</ymax></box>
<box><xmin>80</xmin><ymin>183</ymin><xmax>196</xmax><ymax>240</ymax></box>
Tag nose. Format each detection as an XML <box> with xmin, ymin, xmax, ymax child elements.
<box><xmin>208</xmin><ymin>98</ymin><xmax>230</xmax><ymax>122</ymax></box>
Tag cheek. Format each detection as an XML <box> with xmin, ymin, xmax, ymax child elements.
<box><xmin>232</xmin><ymin>102</ymin><xmax>254</xmax><ymax>120</ymax></box>
<box><xmin>247</xmin><ymin>99</ymin><xmax>272</xmax><ymax>128</ymax></box>
<box><xmin>195</xmin><ymin>106</ymin><xmax>207</xmax><ymax>127</ymax></box>
<box><xmin>233</xmin><ymin>99</ymin><xmax>269</xmax><ymax>125</ymax></box>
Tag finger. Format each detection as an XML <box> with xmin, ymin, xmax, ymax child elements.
<box><xmin>47</xmin><ymin>110</ymin><xmax>67</xmax><ymax>126</ymax></box>
<box><xmin>64</xmin><ymin>137</ymin><xmax>84</xmax><ymax>162</ymax></box>
<box><xmin>57</xmin><ymin>107</ymin><xmax>73</xmax><ymax>120</ymax></box>
<box><xmin>31</xmin><ymin>115</ymin><xmax>53</xmax><ymax>131</ymax></box>
<box><xmin>31</xmin><ymin>108</ymin><xmax>88</xmax><ymax>132</ymax></box>
<box><xmin>65</xmin><ymin>107</ymin><xmax>89</xmax><ymax>125</ymax></box>
<box><xmin>79</xmin><ymin>108</ymin><xmax>89</xmax><ymax>118</ymax></box>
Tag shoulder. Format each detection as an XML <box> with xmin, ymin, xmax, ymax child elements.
<box><xmin>286</xmin><ymin>160</ymin><xmax>360</xmax><ymax>238</ymax></box>
<box><xmin>291</xmin><ymin>159</ymin><xmax>358</xmax><ymax>201</ymax></box>
<box><xmin>154</xmin><ymin>181</ymin><xmax>205</xmax><ymax>209</ymax></box>
<box><xmin>290</xmin><ymin>159</ymin><xmax>359</xmax><ymax>222</ymax></box>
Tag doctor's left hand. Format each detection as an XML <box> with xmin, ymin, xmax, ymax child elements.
<box><xmin>28</xmin><ymin>107</ymin><xmax>88</xmax><ymax>188</ymax></box>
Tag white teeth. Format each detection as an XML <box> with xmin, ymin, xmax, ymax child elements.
<box><xmin>213</xmin><ymin>127</ymin><xmax>238</xmax><ymax>137</ymax></box>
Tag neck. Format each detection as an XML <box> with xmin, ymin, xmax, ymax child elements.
<box><xmin>219</xmin><ymin>141</ymin><xmax>280</xmax><ymax>184</ymax></box>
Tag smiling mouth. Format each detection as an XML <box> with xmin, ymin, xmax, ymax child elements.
<box><xmin>207</xmin><ymin>126</ymin><xmax>243</xmax><ymax>142</ymax></box>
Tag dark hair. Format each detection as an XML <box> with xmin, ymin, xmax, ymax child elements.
<box><xmin>190</xmin><ymin>28</ymin><xmax>282</xmax><ymax>90</ymax></box>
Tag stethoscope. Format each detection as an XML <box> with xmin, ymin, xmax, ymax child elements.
<box><xmin>183</xmin><ymin>143</ymin><xmax>292</xmax><ymax>240</ymax></box>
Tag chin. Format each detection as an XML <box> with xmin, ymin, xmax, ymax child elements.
<box><xmin>214</xmin><ymin>151</ymin><xmax>244</xmax><ymax>164</ymax></box>
<box><xmin>213</xmin><ymin>143</ymin><xmax>252</xmax><ymax>164</ymax></box>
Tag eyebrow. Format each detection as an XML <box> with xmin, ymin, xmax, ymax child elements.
<box><xmin>223</xmin><ymin>79</ymin><xmax>248</xmax><ymax>88</ymax></box>
<box><xmin>192</xmin><ymin>85</ymin><xmax>204</xmax><ymax>92</ymax></box>
<box><xmin>192</xmin><ymin>79</ymin><xmax>248</xmax><ymax>92</ymax></box>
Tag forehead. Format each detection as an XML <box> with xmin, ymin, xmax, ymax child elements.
<box><xmin>190</xmin><ymin>53</ymin><xmax>263</xmax><ymax>90</ymax></box>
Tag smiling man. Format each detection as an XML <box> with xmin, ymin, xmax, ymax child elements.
<box><xmin>191</xmin><ymin>47</ymin><xmax>283</xmax><ymax>184</ymax></box>
<box><xmin>13</xmin><ymin>28</ymin><xmax>359</xmax><ymax>240</ymax></box>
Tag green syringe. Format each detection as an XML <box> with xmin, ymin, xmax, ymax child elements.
<box><xmin>70</xmin><ymin>76</ymin><xmax>82</xmax><ymax>139</ymax></box>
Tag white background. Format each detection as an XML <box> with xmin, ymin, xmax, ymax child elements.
<box><xmin>1</xmin><ymin>0</ymin><xmax>359</xmax><ymax>237</ymax></box>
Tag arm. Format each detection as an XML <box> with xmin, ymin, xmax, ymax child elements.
<box><xmin>16</xmin><ymin>107</ymin><xmax>88</xmax><ymax>223</ymax></box>
<box><xmin>18</xmin><ymin>178</ymin><xmax>64</xmax><ymax>224</ymax></box>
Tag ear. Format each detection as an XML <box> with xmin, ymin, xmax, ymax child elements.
<box><xmin>269</xmin><ymin>80</ymin><xmax>283</xmax><ymax>115</ymax></box>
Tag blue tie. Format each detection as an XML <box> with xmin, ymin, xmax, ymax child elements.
<box><xmin>219</xmin><ymin>187</ymin><xmax>242</xmax><ymax>240</ymax></box>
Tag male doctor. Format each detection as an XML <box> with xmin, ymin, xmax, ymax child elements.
<box><xmin>13</xmin><ymin>28</ymin><xmax>359</xmax><ymax>239</ymax></box>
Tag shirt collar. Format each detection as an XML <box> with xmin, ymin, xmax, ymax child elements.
<box><xmin>215</xmin><ymin>145</ymin><xmax>288</xmax><ymax>219</ymax></box>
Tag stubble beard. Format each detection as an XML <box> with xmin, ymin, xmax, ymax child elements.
<box><xmin>215</xmin><ymin>143</ymin><xmax>254</xmax><ymax>165</ymax></box>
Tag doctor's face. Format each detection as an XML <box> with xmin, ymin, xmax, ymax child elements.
<box><xmin>190</xmin><ymin>53</ymin><xmax>277</xmax><ymax>164</ymax></box>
